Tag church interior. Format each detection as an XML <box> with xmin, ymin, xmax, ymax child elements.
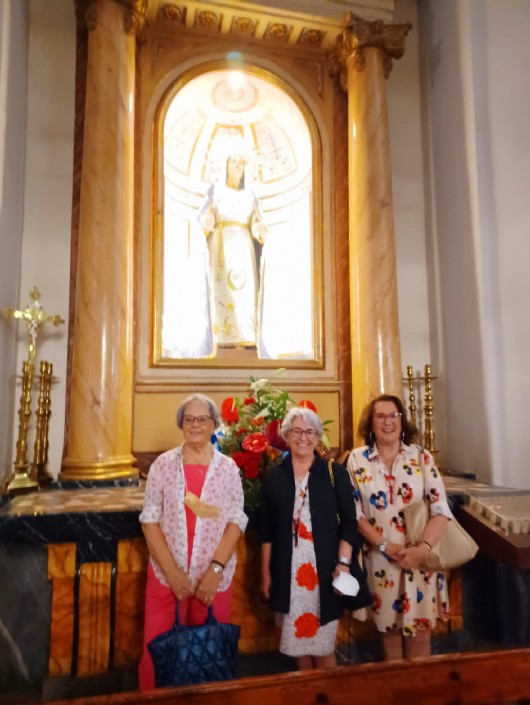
<box><xmin>1</xmin><ymin>0</ymin><xmax>530</xmax><ymax>702</ymax></box>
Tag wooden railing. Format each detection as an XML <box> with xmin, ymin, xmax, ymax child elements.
<box><xmin>46</xmin><ymin>649</ymin><xmax>530</xmax><ymax>705</ymax></box>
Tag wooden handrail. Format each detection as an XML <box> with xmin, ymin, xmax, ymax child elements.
<box><xmin>46</xmin><ymin>648</ymin><xmax>530</xmax><ymax>705</ymax></box>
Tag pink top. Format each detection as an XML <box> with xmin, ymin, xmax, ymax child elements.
<box><xmin>183</xmin><ymin>463</ymin><xmax>208</xmax><ymax>566</ymax></box>
<box><xmin>139</xmin><ymin>446</ymin><xmax>248</xmax><ymax>591</ymax></box>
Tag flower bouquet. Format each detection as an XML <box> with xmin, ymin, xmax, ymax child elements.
<box><xmin>217</xmin><ymin>370</ymin><xmax>330</xmax><ymax>510</ymax></box>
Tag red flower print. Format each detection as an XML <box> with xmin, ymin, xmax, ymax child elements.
<box><xmin>231</xmin><ymin>451</ymin><xmax>245</xmax><ymax>468</ymax></box>
<box><xmin>242</xmin><ymin>432</ymin><xmax>268</xmax><ymax>453</ymax></box>
<box><xmin>297</xmin><ymin>521</ymin><xmax>313</xmax><ymax>542</ymax></box>
<box><xmin>296</xmin><ymin>563</ymin><xmax>318</xmax><ymax>591</ymax></box>
<box><xmin>294</xmin><ymin>612</ymin><xmax>319</xmax><ymax>638</ymax></box>
<box><xmin>265</xmin><ymin>420</ymin><xmax>289</xmax><ymax>451</ymax></box>
<box><xmin>413</xmin><ymin>618</ymin><xmax>432</xmax><ymax>630</ymax></box>
<box><xmin>221</xmin><ymin>398</ymin><xmax>239</xmax><ymax>424</ymax></box>
<box><xmin>244</xmin><ymin>397</ymin><xmax>256</xmax><ymax>405</ymax></box>
<box><xmin>298</xmin><ymin>399</ymin><xmax>317</xmax><ymax>412</ymax></box>
<box><xmin>241</xmin><ymin>451</ymin><xmax>261</xmax><ymax>479</ymax></box>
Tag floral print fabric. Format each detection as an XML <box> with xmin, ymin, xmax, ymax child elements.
<box><xmin>347</xmin><ymin>443</ymin><xmax>453</xmax><ymax>636</ymax></box>
<box><xmin>139</xmin><ymin>446</ymin><xmax>248</xmax><ymax>591</ymax></box>
<box><xmin>277</xmin><ymin>475</ymin><xmax>338</xmax><ymax>656</ymax></box>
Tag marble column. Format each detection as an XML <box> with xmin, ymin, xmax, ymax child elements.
<box><xmin>61</xmin><ymin>0</ymin><xmax>146</xmax><ymax>480</ymax></box>
<box><xmin>329</xmin><ymin>13</ymin><xmax>411</xmax><ymax>442</ymax></box>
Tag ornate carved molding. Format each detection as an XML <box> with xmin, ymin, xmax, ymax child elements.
<box><xmin>158</xmin><ymin>3</ymin><xmax>186</xmax><ymax>24</ymax></box>
<box><xmin>328</xmin><ymin>12</ymin><xmax>411</xmax><ymax>89</ymax></box>
<box><xmin>74</xmin><ymin>0</ymin><xmax>147</xmax><ymax>36</ymax></box>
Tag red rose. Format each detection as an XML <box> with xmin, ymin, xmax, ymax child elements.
<box><xmin>221</xmin><ymin>398</ymin><xmax>239</xmax><ymax>424</ymax></box>
<box><xmin>265</xmin><ymin>420</ymin><xmax>289</xmax><ymax>451</ymax></box>
<box><xmin>241</xmin><ymin>451</ymin><xmax>261</xmax><ymax>479</ymax></box>
<box><xmin>231</xmin><ymin>451</ymin><xmax>245</xmax><ymax>468</ymax></box>
<box><xmin>244</xmin><ymin>397</ymin><xmax>256</xmax><ymax>406</ymax></box>
<box><xmin>298</xmin><ymin>399</ymin><xmax>317</xmax><ymax>412</ymax></box>
<box><xmin>242</xmin><ymin>432</ymin><xmax>268</xmax><ymax>453</ymax></box>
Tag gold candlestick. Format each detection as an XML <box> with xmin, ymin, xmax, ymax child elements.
<box><xmin>423</xmin><ymin>363</ymin><xmax>437</xmax><ymax>454</ymax></box>
<box><xmin>6</xmin><ymin>360</ymin><xmax>39</xmax><ymax>493</ymax></box>
<box><xmin>32</xmin><ymin>361</ymin><xmax>53</xmax><ymax>484</ymax></box>
<box><xmin>405</xmin><ymin>365</ymin><xmax>418</xmax><ymax>443</ymax></box>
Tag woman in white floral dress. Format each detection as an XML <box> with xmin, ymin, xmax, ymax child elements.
<box><xmin>347</xmin><ymin>395</ymin><xmax>453</xmax><ymax>660</ymax></box>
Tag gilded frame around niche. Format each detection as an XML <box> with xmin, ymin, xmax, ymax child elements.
<box><xmin>150</xmin><ymin>62</ymin><xmax>324</xmax><ymax>370</ymax></box>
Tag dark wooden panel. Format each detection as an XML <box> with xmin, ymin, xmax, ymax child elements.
<box><xmin>46</xmin><ymin>649</ymin><xmax>530</xmax><ymax>705</ymax></box>
<box><xmin>458</xmin><ymin>505</ymin><xmax>530</xmax><ymax>570</ymax></box>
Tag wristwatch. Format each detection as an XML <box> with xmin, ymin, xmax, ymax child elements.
<box><xmin>379</xmin><ymin>540</ymin><xmax>388</xmax><ymax>554</ymax></box>
<box><xmin>336</xmin><ymin>556</ymin><xmax>351</xmax><ymax>567</ymax></box>
<box><xmin>210</xmin><ymin>559</ymin><xmax>225</xmax><ymax>575</ymax></box>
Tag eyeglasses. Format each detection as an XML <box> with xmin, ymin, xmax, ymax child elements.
<box><xmin>290</xmin><ymin>427</ymin><xmax>317</xmax><ymax>439</ymax></box>
<box><xmin>372</xmin><ymin>412</ymin><xmax>402</xmax><ymax>423</ymax></box>
<box><xmin>182</xmin><ymin>415</ymin><xmax>212</xmax><ymax>426</ymax></box>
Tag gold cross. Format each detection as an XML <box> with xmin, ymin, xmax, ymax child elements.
<box><xmin>1</xmin><ymin>287</ymin><xmax>65</xmax><ymax>362</ymax></box>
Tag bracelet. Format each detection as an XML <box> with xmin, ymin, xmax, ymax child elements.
<box><xmin>418</xmin><ymin>540</ymin><xmax>432</xmax><ymax>552</ymax></box>
<box><xmin>210</xmin><ymin>559</ymin><xmax>225</xmax><ymax>569</ymax></box>
<box><xmin>336</xmin><ymin>556</ymin><xmax>351</xmax><ymax>567</ymax></box>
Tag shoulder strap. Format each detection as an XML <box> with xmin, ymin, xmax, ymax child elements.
<box><xmin>327</xmin><ymin>458</ymin><xmax>335</xmax><ymax>487</ymax></box>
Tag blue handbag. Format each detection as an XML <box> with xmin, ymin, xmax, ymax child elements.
<box><xmin>147</xmin><ymin>605</ymin><xmax>240</xmax><ymax>688</ymax></box>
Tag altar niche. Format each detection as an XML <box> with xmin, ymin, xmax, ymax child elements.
<box><xmin>150</xmin><ymin>67</ymin><xmax>323</xmax><ymax>368</ymax></box>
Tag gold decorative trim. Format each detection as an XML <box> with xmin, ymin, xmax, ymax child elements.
<box><xmin>231</xmin><ymin>16</ymin><xmax>257</xmax><ymax>37</ymax></box>
<box><xmin>263</xmin><ymin>22</ymin><xmax>293</xmax><ymax>42</ymax></box>
<box><xmin>298</xmin><ymin>28</ymin><xmax>325</xmax><ymax>47</ymax></box>
<box><xmin>194</xmin><ymin>9</ymin><xmax>221</xmax><ymax>31</ymax></box>
<box><xmin>328</xmin><ymin>12</ymin><xmax>412</xmax><ymax>89</ymax></box>
<box><xmin>159</xmin><ymin>2</ymin><xmax>186</xmax><ymax>24</ymax></box>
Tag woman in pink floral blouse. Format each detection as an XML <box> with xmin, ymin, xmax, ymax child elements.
<box><xmin>138</xmin><ymin>394</ymin><xmax>248</xmax><ymax>691</ymax></box>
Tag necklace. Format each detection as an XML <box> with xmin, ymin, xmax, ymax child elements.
<box><xmin>183</xmin><ymin>443</ymin><xmax>212</xmax><ymax>465</ymax></box>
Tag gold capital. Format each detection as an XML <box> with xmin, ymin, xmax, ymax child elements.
<box><xmin>328</xmin><ymin>12</ymin><xmax>412</xmax><ymax>89</ymax></box>
<box><xmin>75</xmin><ymin>0</ymin><xmax>147</xmax><ymax>36</ymax></box>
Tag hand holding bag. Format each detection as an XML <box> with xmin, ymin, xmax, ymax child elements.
<box><xmin>148</xmin><ymin>605</ymin><xmax>240</xmax><ymax>688</ymax></box>
<box><xmin>403</xmin><ymin>451</ymin><xmax>478</xmax><ymax>571</ymax></box>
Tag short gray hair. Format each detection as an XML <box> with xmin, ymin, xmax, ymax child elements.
<box><xmin>176</xmin><ymin>394</ymin><xmax>221</xmax><ymax>430</ymax></box>
<box><xmin>280</xmin><ymin>407</ymin><xmax>323</xmax><ymax>440</ymax></box>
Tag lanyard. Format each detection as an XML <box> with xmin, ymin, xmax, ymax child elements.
<box><xmin>292</xmin><ymin>474</ymin><xmax>309</xmax><ymax>547</ymax></box>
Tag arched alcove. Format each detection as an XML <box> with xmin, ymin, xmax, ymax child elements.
<box><xmin>151</xmin><ymin>67</ymin><xmax>322</xmax><ymax>366</ymax></box>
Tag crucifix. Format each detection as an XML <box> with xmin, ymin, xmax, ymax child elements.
<box><xmin>1</xmin><ymin>287</ymin><xmax>65</xmax><ymax>494</ymax></box>
<box><xmin>1</xmin><ymin>286</ymin><xmax>65</xmax><ymax>363</ymax></box>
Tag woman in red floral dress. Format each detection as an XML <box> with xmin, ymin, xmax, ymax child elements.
<box><xmin>259</xmin><ymin>407</ymin><xmax>366</xmax><ymax>669</ymax></box>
